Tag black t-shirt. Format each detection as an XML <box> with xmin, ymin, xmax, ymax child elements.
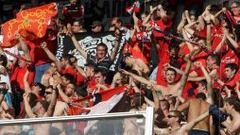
<box><xmin>86</xmin><ymin>53</ymin><xmax>112</xmax><ymax>71</ymax></box>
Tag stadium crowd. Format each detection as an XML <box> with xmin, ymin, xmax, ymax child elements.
<box><xmin>0</xmin><ymin>0</ymin><xmax>240</xmax><ymax>134</ymax></box>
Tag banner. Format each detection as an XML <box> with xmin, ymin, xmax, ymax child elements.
<box><xmin>1</xmin><ymin>3</ymin><xmax>57</xmax><ymax>47</ymax></box>
<box><xmin>56</xmin><ymin>31</ymin><xmax>128</xmax><ymax>71</ymax></box>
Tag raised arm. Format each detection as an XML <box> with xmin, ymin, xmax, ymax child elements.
<box><xmin>57</xmin><ymin>84</ymin><xmax>71</xmax><ymax>103</ymax></box>
<box><xmin>23</xmin><ymin>93</ymin><xmax>36</xmax><ymax>118</ymax></box>
<box><xmin>23</xmin><ymin>70</ymin><xmax>32</xmax><ymax>93</ymax></box>
<box><xmin>45</xmin><ymin>88</ymin><xmax>58</xmax><ymax>117</ymax></box>
<box><xmin>177</xmin><ymin>12</ymin><xmax>187</xmax><ymax>33</ymax></box>
<box><xmin>184</xmin><ymin>10</ymin><xmax>192</xmax><ymax>24</ymax></box>
<box><xmin>132</xmin><ymin>12</ymin><xmax>139</xmax><ymax>26</ymax></box>
<box><xmin>40</xmin><ymin>42</ymin><xmax>62</xmax><ymax>70</ymax></box>
<box><xmin>157</xmin><ymin>4</ymin><xmax>168</xmax><ymax>22</ymax></box>
<box><xmin>75</xmin><ymin>66</ymin><xmax>87</xmax><ymax>78</ymax></box>
<box><xmin>121</xmin><ymin>69</ymin><xmax>165</xmax><ymax>92</ymax></box>
<box><xmin>15</xmin><ymin>34</ymin><xmax>31</xmax><ymax>61</ymax></box>
<box><xmin>198</xmin><ymin>62</ymin><xmax>213</xmax><ymax>104</ymax></box>
<box><xmin>110</xmin><ymin>30</ymin><xmax>121</xmax><ymax>62</ymax></box>
<box><xmin>150</xmin><ymin>84</ymin><xmax>160</xmax><ymax>111</ymax></box>
<box><xmin>182</xmin><ymin>29</ymin><xmax>194</xmax><ymax>51</ymax></box>
<box><xmin>70</xmin><ymin>34</ymin><xmax>87</xmax><ymax>59</ymax></box>
<box><xmin>214</xmin><ymin>35</ymin><xmax>226</xmax><ymax>54</ymax></box>
<box><xmin>177</xmin><ymin>55</ymin><xmax>192</xmax><ymax>102</ymax></box>
<box><xmin>225</xmin><ymin>32</ymin><xmax>240</xmax><ymax>57</ymax></box>
<box><xmin>121</xmin><ymin>69</ymin><xmax>151</xmax><ymax>85</ymax></box>
<box><xmin>165</xmin><ymin>63</ymin><xmax>185</xmax><ymax>75</ymax></box>
<box><xmin>205</xmin><ymin>13</ymin><xmax>212</xmax><ymax>51</ymax></box>
<box><xmin>142</xmin><ymin>6</ymin><xmax>157</xmax><ymax>26</ymax></box>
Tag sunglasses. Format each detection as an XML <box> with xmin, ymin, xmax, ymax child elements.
<box><xmin>168</xmin><ymin>115</ymin><xmax>176</xmax><ymax>118</ymax></box>
<box><xmin>45</xmin><ymin>91</ymin><xmax>52</xmax><ymax>95</ymax></box>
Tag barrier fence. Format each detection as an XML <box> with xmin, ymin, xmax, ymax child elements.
<box><xmin>0</xmin><ymin>107</ymin><xmax>154</xmax><ymax>135</ymax></box>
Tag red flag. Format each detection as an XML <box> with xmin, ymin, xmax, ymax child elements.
<box><xmin>16</xmin><ymin>3</ymin><xmax>57</xmax><ymax>38</ymax></box>
<box><xmin>100</xmin><ymin>86</ymin><xmax>127</xmax><ymax>101</ymax></box>
<box><xmin>1</xmin><ymin>3</ymin><xmax>57</xmax><ymax>48</ymax></box>
<box><xmin>72</xmin><ymin>86</ymin><xmax>127</xmax><ymax>103</ymax></box>
<box><xmin>1</xmin><ymin>19</ymin><xmax>22</xmax><ymax>48</ymax></box>
<box><xmin>127</xmin><ymin>42</ymin><xmax>148</xmax><ymax>64</ymax></box>
<box><xmin>133</xmin><ymin>0</ymin><xmax>140</xmax><ymax>13</ymax></box>
<box><xmin>126</xmin><ymin>0</ymin><xmax>140</xmax><ymax>14</ymax></box>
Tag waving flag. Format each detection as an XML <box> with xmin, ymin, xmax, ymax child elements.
<box><xmin>1</xmin><ymin>19</ymin><xmax>23</xmax><ymax>47</ymax></box>
<box><xmin>126</xmin><ymin>0</ymin><xmax>140</xmax><ymax>15</ymax></box>
<box><xmin>1</xmin><ymin>3</ymin><xmax>57</xmax><ymax>48</ymax></box>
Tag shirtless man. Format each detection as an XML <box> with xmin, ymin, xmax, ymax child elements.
<box><xmin>123</xmin><ymin>53</ymin><xmax>150</xmax><ymax>76</ymax></box>
<box><xmin>220</xmin><ymin>96</ymin><xmax>240</xmax><ymax>135</ymax></box>
<box><xmin>121</xmin><ymin>53</ymin><xmax>192</xmax><ymax>97</ymax></box>
<box><xmin>44</xmin><ymin>85</ymin><xmax>68</xmax><ymax>116</ymax></box>
<box><xmin>177</xmin><ymin>97</ymin><xmax>212</xmax><ymax>135</ymax></box>
<box><xmin>174</xmin><ymin>60</ymin><xmax>215</xmax><ymax>135</ymax></box>
<box><xmin>167</xmin><ymin>110</ymin><xmax>210</xmax><ymax>135</ymax></box>
<box><xmin>23</xmin><ymin>88</ymin><xmax>57</xmax><ymax>135</ymax></box>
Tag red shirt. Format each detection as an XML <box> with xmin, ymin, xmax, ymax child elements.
<box><xmin>60</xmin><ymin>66</ymin><xmax>85</xmax><ymax>85</ymax></box>
<box><xmin>11</xmin><ymin>66</ymin><xmax>35</xmax><ymax>90</ymax></box>
<box><xmin>220</xmin><ymin>49</ymin><xmax>239</xmax><ymax>78</ymax></box>
<box><xmin>26</xmin><ymin>37</ymin><xmax>56</xmax><ymax>66</ymax></box>
<box><xmin>88</xmin><ymin>80</ymin><xmax>111</xmax><ymax>94</ymax></box>
<box><xmin>224</xmin><ymin>72</ymin><xmax>240</xmax><ymax>89</ymax></box>
<box><xmin>152</xmin><ymin>17</ymin><xmax>172</xmax><ymax>38</ymax></box>
<box><xmin>124</xmin><ymin>41</ymin><xmax>148</xmax><ymax>64</ymax></box>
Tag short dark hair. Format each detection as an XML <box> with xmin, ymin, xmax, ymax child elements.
<box><xmin>33</xmin><ymin>83</ymin><xmax>46</xmax><ymax>97</ymax></box>
<box><xmin>169</xmin><ymin>44</ymin><xmax>180</xmax><ymax>52</ymax></box>
<box><xmin>76</xmin><ymin>84</ymin><xmax>88</xmax><ymax>97</ymax></box>
<box><xmin>199</xmin><ymin>80</ymin><xmax>207</xmax><ymax>89</ymax></box>
<box><xmin>209</xmin><ymin>4</ymin><xmax>221</xmax><ymax>15</ymax></box>
<box><xmin>224</xmin><ymin>96</ymin><xmax>240</xmax><ymax>112</ymax></box>
<box><xmin>112</xmin><ymin>17</ymin><xmax>122</xmax><ymax>24</ymax></box>
<box><xmin>208</xmin><ymin>53</ymin><xmax>220</xmax><ymax>65</ymax></box>
<box><xmin>122</xmin><ymin>53</ymin><xmax>133</xmax><ymax>62</ymax></box>
<box><xmin>94</xmin><ymin>68</ymin><xmax>107</xmax><ymax>77</ymax></box>
<box><xmin>62</xmin><ymin>73</ymin><xmax>76</xmax><ymax>84</ymax></box>
<box><xmin>39</xmin><ymin>100</ymin><xmax>50</xmax><ymax>112</ymax></box>
<box><xmin>73</xmin><ymin>18</ymin><xmax>84</xmax><ymax>26</ymax></box>
<box><xmin>166</xmin><ymin>68</ymin><xmax>177</xmax><ymax>76</ymax></box>
<box><xmin>225</xmin><ymin>63</ymin><xmax>239</xmax><ymax>73</ymax></box>
<box><xmin>96</xmin><ymin>43</ymin><xmax>108</xmax><ymax>51</ymax></box>
<box><xmin>0</xmin><ymin>55</ymin><xmax>7</xmax><ymax>67</ymax></box>
<box><xmin>63</xmin><ymin>54</ymin><xmax>74</xmax><ymax>61</ymax></box>
<box><xmin>196</xmin><ymin>92</ymin><xmax>207</xmax><ymax>100</ymax></box>
<box><xmin>85</xmin><ymin>61</ymin><xmax>96</xmax><ymax>69</ymax></box>
<box><xmin>29</xmin><ymin>93</ymin><xmax>37</xmax><ymax>108</ymax></box>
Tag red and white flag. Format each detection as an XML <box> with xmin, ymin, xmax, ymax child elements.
<box><xmin>126</xmin><ymin>0</ymin><xmax>140</xmax><ymax>14</ymax></box>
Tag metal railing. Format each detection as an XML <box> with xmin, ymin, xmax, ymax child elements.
<box><xmin>0</xmin><ymin>107</ymin><xmax>154</xmax><ymax>135</ymax></box>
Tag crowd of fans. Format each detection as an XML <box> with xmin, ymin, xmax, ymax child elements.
<box><xmin>0</xmin><ymin>0</ymin><xmax>240</xmax><ymax>135</ymax></box>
